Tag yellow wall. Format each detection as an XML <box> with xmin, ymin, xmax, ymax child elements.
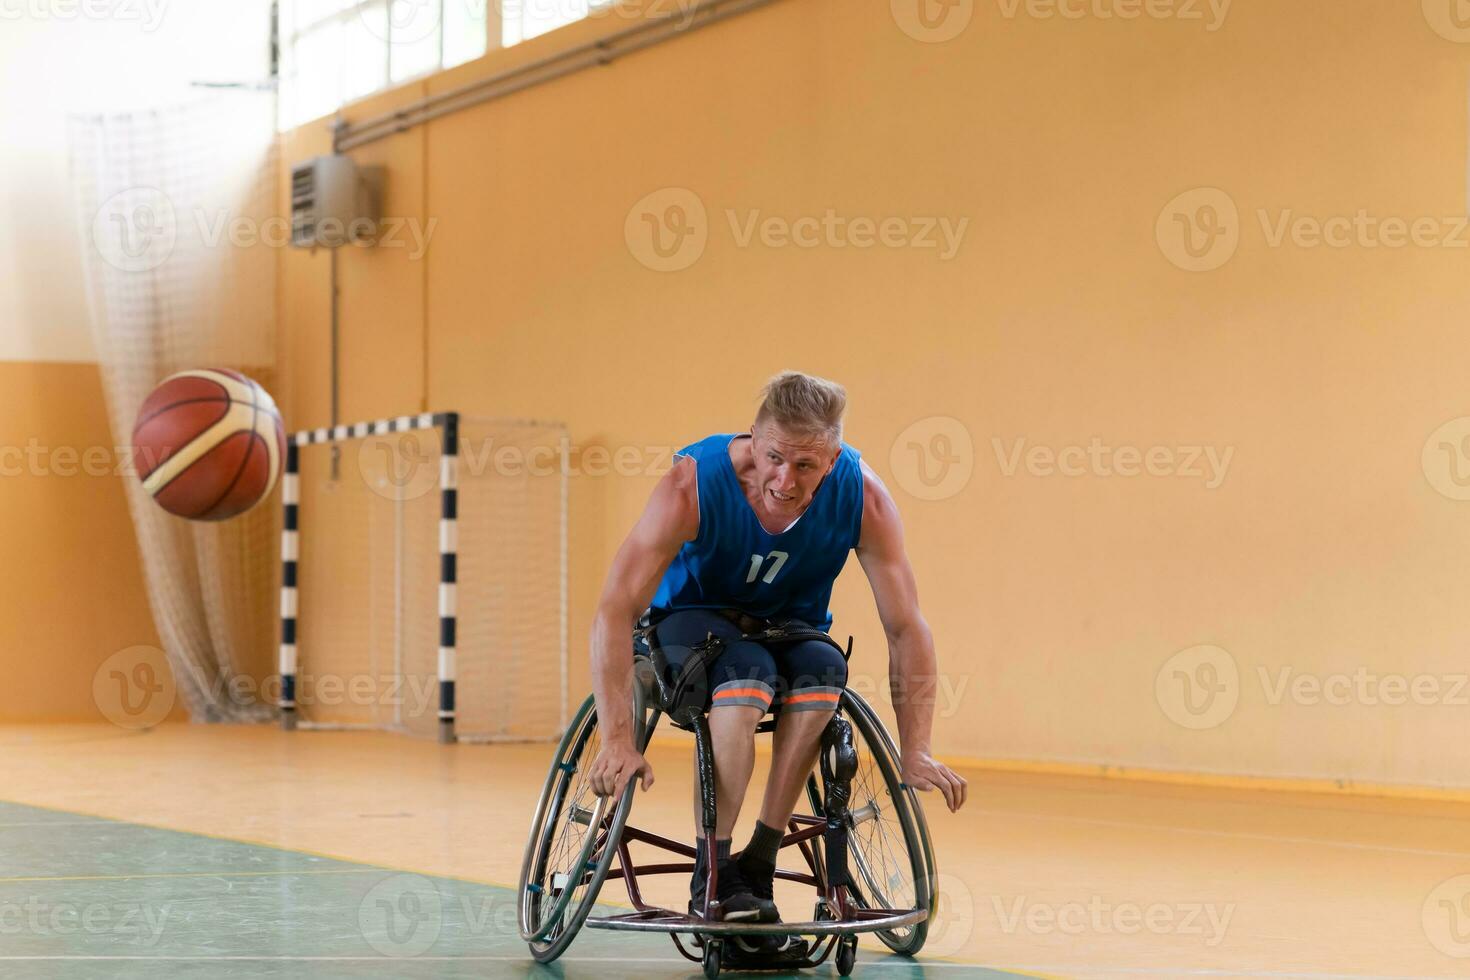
<box><xmin>0</xmin><ymin>362</ymin><xmax>163</xmax><ymax>721</ymax></box>
<box><xmin>279</xmin><ymin>0</ymin><xmax>1470</xmax><ymax>789</ymax></box>
<box><xmin>0</xmin><ymin>3</ymin><xmax>275</xmax><ymax>723</ymax></box>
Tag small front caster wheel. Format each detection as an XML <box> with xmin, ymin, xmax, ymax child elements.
<box><xmin>836</xmin><ymin>935</ymin><xmax>857</xmax><ymax>976</ymax></box>
<box><xmin>703</xmin><ymin>939</ymin><xmax>722</xmax><ymax>979</ymax></box>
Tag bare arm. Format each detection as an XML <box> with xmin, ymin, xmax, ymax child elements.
<box><xmin>855</xmin><ymin>461</ymin><xmax>968</xmax><ymax>812</ymax></box>
<box><xmin>586</xmin><ymin>455</ymin><xmax>699</xmax><ymax>796</ymax></box>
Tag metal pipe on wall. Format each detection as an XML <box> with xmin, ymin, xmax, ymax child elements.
<box><xmin>333</xmin><ymin>0</ymin><xmax>780</xmax><ymax>152</ymax></box>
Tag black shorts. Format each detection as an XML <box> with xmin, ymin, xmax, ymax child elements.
<box><xmin>648</xmin><ymin>608</ymin><xmax>848</xmax><ymax>715</ymax></box>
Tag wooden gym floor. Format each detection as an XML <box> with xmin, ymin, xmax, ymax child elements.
<box><xmin>1</xmin><ymin>724</ymin><xmax>1467</xmax><ymax>978</ymax></box>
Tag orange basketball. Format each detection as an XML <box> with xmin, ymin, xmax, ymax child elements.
<box><xmin>132</xmin><ymin>369</ymin><xmax>286</xmax><ymax>521</ymax></box>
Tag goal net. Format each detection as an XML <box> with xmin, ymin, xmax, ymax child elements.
<box><xmin>281</xmin><ymin>412</ymin><xmax>568</xmax><ymax>742</ymax></box>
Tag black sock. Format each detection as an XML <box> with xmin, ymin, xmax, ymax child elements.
<box><xmin>738</xmin><ymin>820</ymin><xmax>782</xmax><ymax>879</ymax></box>
<box><xmin>691</xmin><ymin>837</ymin><xmax>731</xmax><ymax>901</ymax></box>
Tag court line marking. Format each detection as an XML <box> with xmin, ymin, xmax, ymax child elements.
<box><xmin>949</xmin><ymin>757</ymin><xmax>1470</xmax><ymax>806</ymax></box>
<box><xmin>973</xmin><ymin>807</ymin><xmax>1470</xmax><ymax>860</ymax></box>
<box><xmin>993</xmin><ymin>968</ymin><xmax>1444</xmax><ymax>980</ymax></box>
<box><xmin>968</xmin><ymin>780</ymin><xmax>1470</xmax><ymax>827</ymax></box>
<box><xmin>0</xmin><ymin>799</ymin><xmax>1029</xmax><ymax>975</ymax></box>
<box><xmin>0</xmin><ymin>869</ymin><xmax>380</xmax><ymax>884</ymax></box>
<box><xmin>0</xmin><ymin>791</ymin><xmax>1003</xmax><ymax>975</ymax></box>
<box><xmin>0</xmin><ymin>794</ymin><xmax>520</xmax><ymax>891</ymax></box>
<box><xmin>0</xmin><ymin>955</ymin><xmax>1042</xmax><ymax>973</ymax></box>
<box><xmin>0</xmin><ymin>729</ymin><xmax>153</xmax><ymax>749</ymax></box>
<box><xmin>0</xmin><ymin>956</ymin><xmax>1433</xmax><ymax>978</ymax></box>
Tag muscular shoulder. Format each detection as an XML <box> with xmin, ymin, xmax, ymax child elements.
<box><xmin>658</xmin><ymin>453</ymin><xmax>700</xmax><ymax>543</ymax></box>
<box><xmin>857</xmin><ymin>459</ymin><xmax>901</xmax><ymax>552</ymax></box>
<box><xmin>670</xmin><ymin>452</ymin><xmax>698</xmax><ymax>497</ymax></box>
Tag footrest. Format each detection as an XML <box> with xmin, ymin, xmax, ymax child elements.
<box><xmin>723</xmin><ymin>934</ymin><xmax>813</xmax><ymax>970</ymax></box>
<box><xmin>585</xmin><ymin>906</ymin><xmax>926</xmax><ymax>935</ymax></box>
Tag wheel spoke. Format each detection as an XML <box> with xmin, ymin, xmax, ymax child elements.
<box><xmin>520</xmin><ymin>686</ymin><xmax>658</xmax><ymax>963</ymax></box>
<box><xmin>806</xmin><ymin>695</ymin><xmax>933</xmax><ymax>955</ymax></box>
<box><xmin>530</xmin><ymin>716</ymin><xmax>608</xmax><ymax>940</ymax></box>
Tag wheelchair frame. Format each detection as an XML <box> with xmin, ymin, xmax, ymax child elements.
<box><xmin>518</xmin><ymin>627</ymin><xmax>937</xmax><ymax>978</ymax></box>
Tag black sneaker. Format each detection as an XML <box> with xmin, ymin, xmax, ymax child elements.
<box><xmin>738</xmin><ymin>855</ymin><xmax>782</xmax><ymax>923</ymax></box>
<box><xmin>708</xmin><ymin>857</ymin><xmax>776</xmax><ymax>922</ymax></box>
<box><xmin>731</xmin><ymin>933</ymin><xmax>808</xmax><ymax>961</ymax></box>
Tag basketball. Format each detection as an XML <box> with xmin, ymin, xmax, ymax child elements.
<box><xmin>132</xmin><ymin>369</ymin><xmax>286</xmax><ymax>521</ymax></box>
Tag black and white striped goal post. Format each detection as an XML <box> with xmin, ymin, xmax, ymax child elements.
<box><xmin>279</xmin><ymin>411</ymin><xmax>461</xmax><ymax>743</ymax></box>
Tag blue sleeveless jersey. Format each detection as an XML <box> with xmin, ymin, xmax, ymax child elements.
<box><xmin>650</xmin><ymin>433</ymin><xmax>865</xmax><ymax>631</ymax></box>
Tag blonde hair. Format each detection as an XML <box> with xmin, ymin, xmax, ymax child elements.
<box><xmin>755</xmin><ymin>371</ymin><xmax>846</xmax><ymax>446</ymax></box>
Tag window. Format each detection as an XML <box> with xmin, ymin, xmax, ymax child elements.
<box><xmin>500</xmin><ymin>0</ymin><xmax>616</xmax><ymax>47</ymax></box>
<box><xmin>279</xmin><ymin>0</ymin><xmax>489</xmax><ymax>130</ymax></box>
<box><xmin>279</xmin><ymin>0</ymin><xmax>621</xmax><ymax>130</ymax></box>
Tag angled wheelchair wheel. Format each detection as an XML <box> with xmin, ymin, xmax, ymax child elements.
<box><xmin>518</xmin><ymin>663</ymin><xmax>659</xmax><ymax>962</ymax></box>
<box><xmin>804</xmin><ymin>688</ymin><xmax>937</xmax><ymax>956</ymax></box>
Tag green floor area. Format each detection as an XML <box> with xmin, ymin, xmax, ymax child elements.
<box><xmin>0</xmin><ymin>799</ymin><xmax>1026</xmax><ymax>979</ymax></box>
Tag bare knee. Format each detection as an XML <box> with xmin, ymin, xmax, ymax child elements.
<box><xmin>709</xmin><ymin>703</ymin><xmax>764</xmax><ymax>738</ymax></box>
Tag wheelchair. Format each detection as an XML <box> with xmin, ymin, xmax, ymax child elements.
<box><xmin>517</xmin><ymin>615</ymin><xmax>938</xmax><ymax>977</ymax></box>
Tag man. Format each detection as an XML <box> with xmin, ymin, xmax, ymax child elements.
<box><xmin>587</xmin><ymin>371</ymin><xmax>967</xmax><ymax>925</ymax></box>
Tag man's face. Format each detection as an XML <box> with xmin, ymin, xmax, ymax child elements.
<box><xmin>750</xmin><ymin>421</ymin><xmax>840</xmax><ymax>518</ymax></box>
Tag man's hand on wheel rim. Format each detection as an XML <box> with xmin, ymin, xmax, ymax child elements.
<box><xmin>588</xmin><ymin>742</ymin><xmax>655</xmax><ymax>798</ymax></box>
<box><xmin>900</xmin><ymin>750</ymin><xmax>967</xmax><ymax>812</ymax></box>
